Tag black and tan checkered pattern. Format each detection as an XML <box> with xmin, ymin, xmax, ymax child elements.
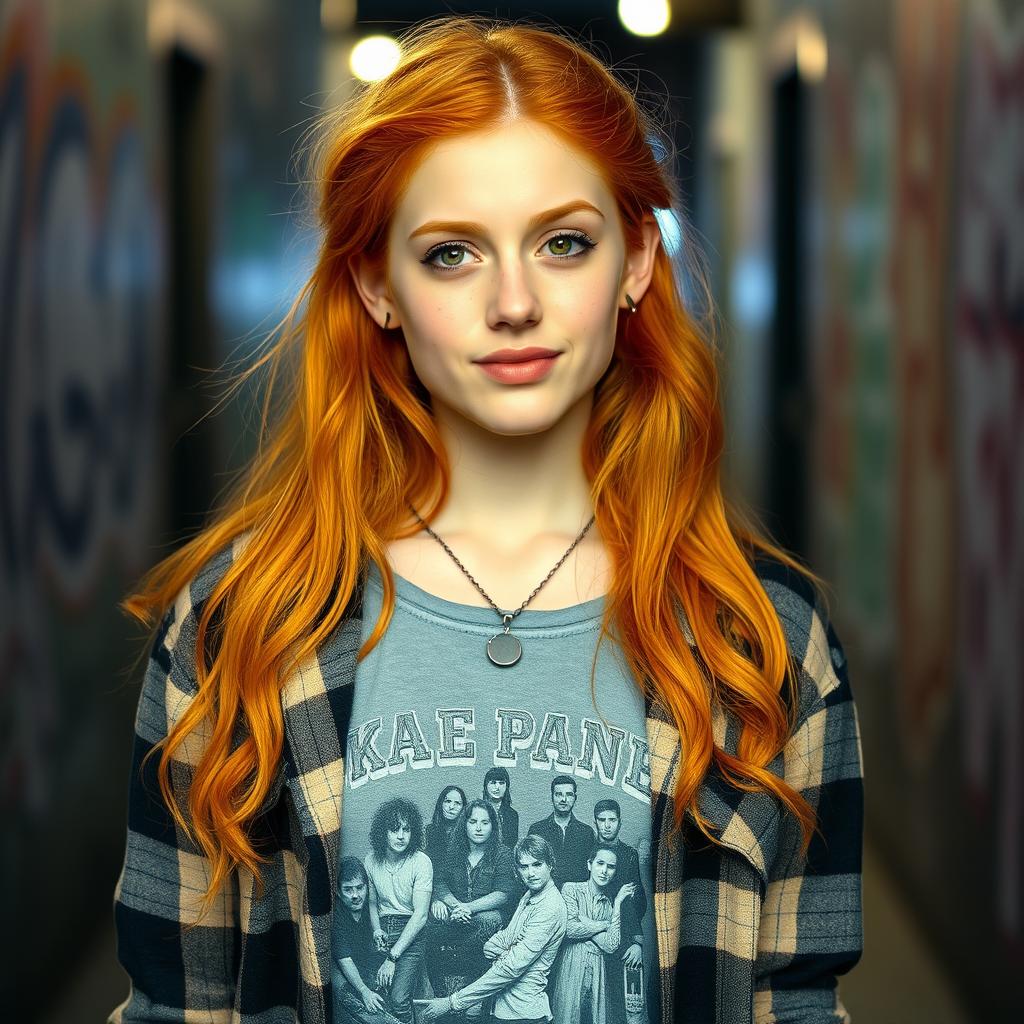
<box><xmin>110</xmin><ymin>542</ymin><xmax>862</xmax><ymax>1023</ymax></box>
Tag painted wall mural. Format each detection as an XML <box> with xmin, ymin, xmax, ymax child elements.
<box><xmin>892</xmin><ymin>0</ymin><xmax>958</xmax><ymax>770</ymax></box>
<box><xmin>763</xmin><ymin>0</ymin><xmax>1023</xmax><ymax>1009</ymax></box>
<box><xmin>848</xmin><ymin>56</ymin><xmax>895</xmax><ymax>661</ymax></box>
<box><xmin>954</xmin><ymin>0</ymin><xmax>1024</xmax><ymax>943</ymax></box>
<box><xmin>0</xmin><ymin>3</ymin><xmax>162</xmax><ymax>821</ymax></box>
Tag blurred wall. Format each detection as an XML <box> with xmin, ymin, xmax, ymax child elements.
<box><xmin>707</xmin><ymin>0</ymin><xmax>1022</xmax><ymax>1016</ymax></box>
<box><xmin>1</xmin><ymin>0</ymin><xmax>321</xmax><ymax>1014</ymax></box>
<box><xmin>0</xmin><ymin>0</ymin><xmax>164</xmax><ymax>1009</ymax></box>
<box><xmin>7</xmin><ymin>0</ymin><xmax>1019</xmax><ymax>1017</ymax></box>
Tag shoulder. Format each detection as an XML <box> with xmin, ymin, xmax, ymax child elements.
<box><xmin>411</xmin><ymin>850</ymin><xmax>433</xmax><ymax>873</ymax></box>
<box><xmin>544</xmin><ymin>886</ymin><xmax>569</xmax><ymax>920</ymax></box>
<box><xmin>533</xmin><ymin>884</ymin><xmax>566</xmax><ymax>913</ymax></box>
<box><xmin>752</xmin><ymin>553</ymin><xmax>850</xmax><ymax>714</ymax></box>
<box><xmin>135</xmin><ymin>537</ymin><xmax>245</xmax><ymax>744</ymax></box>
<box><xmin>158</xmin><ymin>534</ymin><xmax>249</xmax><ymax>689</ymax></box>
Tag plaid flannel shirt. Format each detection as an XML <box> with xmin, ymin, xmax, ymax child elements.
<box><xmin>110</xmin><ymin>539</ymin><xmax>863</xmax><ymax>1023</ymax></box>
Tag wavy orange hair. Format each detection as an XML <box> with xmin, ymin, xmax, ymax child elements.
<box><xmin>124</xmin><ymin>14</ymin><xmax>821</xmax><ymax>914</ymax></box>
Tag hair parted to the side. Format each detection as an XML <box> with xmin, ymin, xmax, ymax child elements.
<box><xmin>123</xmin><ymin>13</ymin><xmax>823</xmax><ymax>919</ymax></box>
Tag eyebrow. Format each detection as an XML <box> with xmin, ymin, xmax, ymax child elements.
<box><xmin>408</xmin><ymin>199</ymin><xmax>605</xmax><ymax>241</ymax></box>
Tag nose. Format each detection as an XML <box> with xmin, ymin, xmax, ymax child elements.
<box><xmin>486</xmin><ymin>260</ymin><xmax>542</xmax><ymax>330</ymax></box>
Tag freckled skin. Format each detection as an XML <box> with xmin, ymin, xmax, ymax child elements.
<box><xmin>348</xmin><ymin>117</ymin><xmax>662</xmax><ymax>611</ymax></box>
<box><xmin>350</xmin><ymin>118</ymin><xmax>661</xmax><ymax>450</ymax></box>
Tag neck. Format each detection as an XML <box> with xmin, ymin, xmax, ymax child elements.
<box><xmin>554</xmin><ymin>810</ymin><xmax>572</xmax><ymax>824</ymax></box>
<box><xmin>418</xmin><ymin>393</ymin><xmax>598</xmax><ymax>549</ymax></box>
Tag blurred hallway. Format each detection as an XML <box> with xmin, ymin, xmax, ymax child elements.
<box><xmin>4</xmin><ymin>0</ymin><xmax>1020</xmax><ymax>1020</ymax></box>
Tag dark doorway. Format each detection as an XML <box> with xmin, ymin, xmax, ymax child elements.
<box><xmin>166</xmin><ymin>45</ymin><xmax>218</xmax><ymax>543</ymax></box>
<box><xmin>767</xmin><ymin>65</ymin><xmax>810</xmax><ymax>557</ymax></box>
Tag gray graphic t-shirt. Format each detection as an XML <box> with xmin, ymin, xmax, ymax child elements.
<box><xmin>332</xmin><ymin>560</ymin><xmax>659</xmax><ymax>1024</ymax></box>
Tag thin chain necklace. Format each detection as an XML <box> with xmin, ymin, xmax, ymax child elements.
<box><xmin>406</xmin><ymin>502</ymin><xmax>596</xmax><ymax>667</ymax></box>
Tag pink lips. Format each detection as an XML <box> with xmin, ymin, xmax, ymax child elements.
<box><xmin>475</xmin><ymin>353</ymin><xmax>561</xmax><ymax>384</ymax></box>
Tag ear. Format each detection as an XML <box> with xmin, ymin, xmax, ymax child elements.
<box><xmin>349</xmin><ymin>253</ymin><xmax>400</xmax><ymax>329</ymax></box>
<box><xmin>619</xmin><ymin>213</ymin><xmax>663</xmax><ymax>311</ymax></box>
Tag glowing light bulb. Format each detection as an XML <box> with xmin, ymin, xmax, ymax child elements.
<box><xmin>349</xmin><ymin>35</ymin><xmax>401</xmax><ymax>83</ymax></box>
<box><xmin>618</xmin><ymin>0</ymin><xmax>671</xmax><ymax>38</ymax></box>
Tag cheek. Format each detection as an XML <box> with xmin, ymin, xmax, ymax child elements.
<box><xmin>401</xmin><ymin>326</ymin><xmax>457</xmax><ymax>381</ymax></box>
<box><xmin>560</xmin><ymin>278</ymin><xmax>620</xmax><ymax>346</ymax></box>
<box><xmin>394</xmin><ymin>281</ymin><xmax>470</xmax><ymax>358</ymax></box>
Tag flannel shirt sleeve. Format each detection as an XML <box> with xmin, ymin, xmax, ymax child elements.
<box><xmin>753</xmin><ymin>571</ymin><xmax>865</xmax><ymax>1023</ymax></box>
<box><xmin>108</xmin><ymin>597</ymin><xmax>240</xmax><ymax>1022</ymax></box>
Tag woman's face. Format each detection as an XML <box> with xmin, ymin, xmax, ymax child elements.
<box><xmin>367</xmin><ymin>118</ymin><xmax>659</xmax><ymax>438</ymax></box>
<box><xmin>442</xmin><ymin>789</ymin><xmax>464</xmax><ymax>821</ymax></box>
<box><xmin>588</xmin><ymin>849</ymin><xmax>618</xmax><ymax>889</ymax></box>
<box><xmin>486</xmin><ymin>778</ymin><xmax>507</xmax><ymax>801</ymax></box>
<box><xmin>465</xmin><ymin>807</ymin><xmax>493</xmax><ymax>846</ymax></box>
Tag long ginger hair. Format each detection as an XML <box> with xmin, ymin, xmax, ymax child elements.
<box><xmin>124</xmin><ymin>14</ymin><xmax>821</xmax><ymax>914</ymax></box>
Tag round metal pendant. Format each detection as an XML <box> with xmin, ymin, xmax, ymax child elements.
<box><xmin>487</xmin><ymin>631</ymin><xmax>522</xmax><ymax>667</ymax></box>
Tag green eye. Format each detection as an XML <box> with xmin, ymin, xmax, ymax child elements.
<box><xmin>436</xmin><ymin>246</ymin><xmax>469</xmax><ymax>268</ymax></box>
<box><xmin>421</xmin><ymin>231</ymin><xmax>597</xmax><ymax>273</ymax></box>
<box><xmin>547</xmin><ymin>234</ymin><xmax>580</xmax><ymax>256</ymax></box>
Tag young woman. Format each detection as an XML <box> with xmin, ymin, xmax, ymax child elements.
<box><xmin>426</xmin><ymin>799</ymin><xmax>519</xmax><ymax>999</ymax></box>
<box><xmin>550</xmin><ymin>843</ymin><xmax>636</xmax><ymax>1024</ymax></box>
<box><xmin>423</xmin><ymin>784</ymin><xmax>467</xmax><ymax>869</ymax></box>
<box><xmin>109</xmin><ymin>14</ymin><xmax>863</xmax><ymax>1024</ymax></box>
<box><xmin>481</xmin><ymin>767</ymin><xmax>519</xmax><ymax>848</ymax></box>
<box><xmin>362</xmin><ymin>799</ymin><xmax>433</xmax><ymax>1024</ymax></box>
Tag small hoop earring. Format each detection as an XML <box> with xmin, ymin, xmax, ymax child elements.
<box><xmin>624</xmin><ymin>293</ymin><xmax>638</xmax><ymax>314</ymax></box>
<box><xmin>384</xmin><ymin>312</ymin><xmax>391</xmax><ymax>328</ymax></box>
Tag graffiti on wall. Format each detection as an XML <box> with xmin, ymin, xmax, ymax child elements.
<box><xmin>846</xmin><ymin>56</ymin><xmax>895</xmax><ymax>661</ymax></box>
<box><xmin>893</xmin><ymin>0</ymin><xmax>959</xmax><ymax>768</ymax></box>
<box><xmin>955</xmin><ymin>0</ymin><xmax>1024</xmax><ymax>943</ymax></box>
<box><xmin>0</xmin><ymin>5</ymin><xmax>162</xmax><ymax>816</ymax></box>
<box><xmin>814</xmin><ymin>49</ymin><xmax>898</xmax><ymax>665</ymax></box>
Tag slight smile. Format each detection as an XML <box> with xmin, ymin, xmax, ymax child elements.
<box><xmin>475</xmin><ymin>352</ymin><xmax>561</xmax><ymax>384</ymax></box>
